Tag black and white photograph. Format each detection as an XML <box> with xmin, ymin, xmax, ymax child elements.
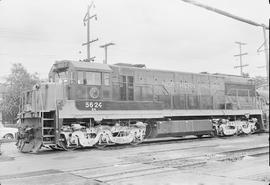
<box><xmin>0</xmin><ymin>0</ymin><xmax>269</xmax><ymax>184</ymax></box>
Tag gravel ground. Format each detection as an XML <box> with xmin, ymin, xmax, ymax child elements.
<box><xmin>0</xmin><ymin>133</ymin><xmax>269</xmax><ymax>185</ymax></box>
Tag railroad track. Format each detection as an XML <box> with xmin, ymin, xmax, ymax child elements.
<box><xmin>0</xmin><ymin>136</ymin><xmax>268</xmax><ymax>185</ymax></box>
<box><xmin>24</xmin><ymin>133</ymin><xmax>264</xmax><ymax>156</ymax></box>
<box><xmin>73</xmin><ymin>132</ymin><xmax>264</xmax><ymax>153</ymax></box>
<box><xmin>66</xmin><ymin>144</ymin><xmax>269</xmax><ymax>184</ymax></box>
<box><xmin>98</xmin><ymin>135</ymin><xmax>215</xmax><ymax>151</ymax></box>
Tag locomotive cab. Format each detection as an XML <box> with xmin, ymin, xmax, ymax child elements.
<box><xmin>49</xmin><ymin>60</ymin><xmax>112</xmax><ymax>101</ymax></box>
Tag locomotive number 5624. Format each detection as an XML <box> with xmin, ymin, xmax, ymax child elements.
<box><xmin>85</xmin><ymin>101</ymin><xmax>102</xmax><ymax>111</ymax></box>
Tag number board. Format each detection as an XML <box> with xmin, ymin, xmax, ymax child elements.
<box><xmin>75</xmin><ymin>100</ymin><xmax>103</xmax><ymax>111</ymax></box>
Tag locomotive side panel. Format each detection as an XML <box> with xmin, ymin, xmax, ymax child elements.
<box><xmin>128</xmin><ymin>68</ymin><xmax>228</xmax><ymax>110</ymax></box>
<box><xmin>208</xmin><ymin>75</ymin><xmax>226</xmax><ymax>109</ymax></box>
<box><xmin>133</xmin><ymin>69</ymin><xmax>155</xmax><ymax>101</ymax></box>
<box><xmin>223</xmin><ymin>76</ymin><xmax>257</xmax><ymax>110</ymax></box>
<box><xmin>174</xmin><ymin>73</ymin><xmax>196</xmax><ymax>109</ymax></box>
<box><xmin>152</xmin><ymin>70</ymin><xmax>175</xmax><ymax>109</ymax></box>
<box><xmin>156</xmin><ymin>119</ymin><xmax>213</xmax><ymax>137</ymax></box>
<box><xmin>111</xmin><ymin>66</ymin><xmax>121</xmax><ymax>101</ymax></box>
<box><xmin>112</xmin><ymin>66</ymin><xmax>135</xmax><ymax>101</ymax></box>
<box><xmin>109</xmin><ymin>66</ymin><xmax>233</xmax><ymax>111</ymax></box>
<box><xmin>192</xmin><ymin>74</ymin><xmax>211</xmax><ymax>109</ymax></box>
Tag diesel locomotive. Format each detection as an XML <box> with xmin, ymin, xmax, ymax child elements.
<box><xmin>16</xmin><ymin>60</ymin><xmax>268</xmax><ymax>152</ymax></box>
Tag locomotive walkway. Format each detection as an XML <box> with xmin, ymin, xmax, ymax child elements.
<box><xmin>0</xmin><ymin>133</ymin><xmax>269</xmax><ymax>185</ymax></box>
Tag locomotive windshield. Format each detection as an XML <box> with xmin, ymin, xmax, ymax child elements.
<box><xmin>55</xmin><ymin>71</ymin><xmax>69</xmax><ymax>83</ymax></box>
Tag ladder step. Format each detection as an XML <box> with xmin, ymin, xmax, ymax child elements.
<box><xmin>43</xmin><ymin>135</ymin><xmax>55</xmax><ymax>137</ymax></box>
<box><xmin>43</xmin><ymin>118</ymin><xmax>54</xmax><ymax>120</ymax></box>
<box><xmin>43</xmin><ymin>141</ymin><xmax>55</xmax><ymax>144</ymax></box>
<box><xmin>43</xmin><ymin>127</ymin><xmax>55</xmax><ymax>129</ymax></box>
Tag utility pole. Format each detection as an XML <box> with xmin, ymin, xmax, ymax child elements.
<box><xmin>234</xmin><ymin>42</ymin><xmax>248</xmax><ymax>76</ymax></box>
<box><xmin>82</xmin><ymin>2</ymin><xmax>98</xmax><ymax>62</ymax></box>
<box><xmin>256</xmin><ymin>25</ymin><xmax>269</xmax><ymax>83</ymax></box>
<box><xmin>100</xmin><ymin>43</ymin><xmax>115</xmax><ymax>64</ymax></box>
<box><xmin>261</xmin><ymin>25</ymin><xmax>269</xmax><ymax>83</ymax></box>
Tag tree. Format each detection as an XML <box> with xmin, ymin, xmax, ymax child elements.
<box><xmin>0</xmin><ymin>63</ymin><xmax>39</xmax><ymax>123</ymax></box>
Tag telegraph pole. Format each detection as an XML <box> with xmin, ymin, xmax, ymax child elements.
<box><xmin>234</xmin><ymin>42</ymin><xmax>248</xmax><ymax>76</ymax></box>
<box><xmin>82</xmin><ymin>2</ymin><xmax>98</xmax><ymax>62</ymax></box>
<box><xmin>256</xmin><ymin>25</ymin><xmax>269</xmax><ymax>83</ymax></box>
<box><xmin>100</xmin><ymin>43</ymin><xmax>115</xmax><ymax>64</ymax></box>
<box><xmin>262</xmin><ymin>25</ymin><xmax>269</xmax><ymax>83</ymax></box>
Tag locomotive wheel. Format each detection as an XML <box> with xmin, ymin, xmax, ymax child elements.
<box><xmin>94</xmin><ymin>134</ymin><xmax>107</xmax><ymax>149</ymax></box>
<box><xmin>94</xmin><ymin>143</ymin><xmax>106</xmax><ymax>149</ymax></box>
<box><xmin>130</xmin><ymin>139</ymin><xmax>142</xmax><ymax>146</ymax></box>
<box><xmin>210</xmin><ymin>131</ymin><xmax>216</xmax><ymax>137</ymax></box>
<box><xmin>58</xmin><ymin>135</ymin><xmax>77</xmax><ymax>151</ymax></box>
<box><xmin>16</xmin><ymin>140</ymin><xmax>25</xmax><ymax>152</ymax></box>
<box><xmin>131</xmin><ymin>134</ymin><xmax>144</xmax><ymax>146</ymax></box>
<box><xmin>219</xmin><ymin>128</ymin><xmax>224</xmax><ymax>137</ymax></box>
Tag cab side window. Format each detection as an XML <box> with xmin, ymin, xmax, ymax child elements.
<box><xmin>78</xmin><ymin>71</ymin><xmax>84</xmax><ymax>84</ymax></box>
<box><xmin>104</xmin><ymin>73</ymin><xmax>110</xmax><ymax>86</ymax></box>
<box><xmin>54</xmin><ymin>71</ymin><xmax>69</xmax><ymax>83</ymax></box>
<box><xmin>85</xmin><ymin>72</ymin><xmax>101</xmax><ymax>85</ymax></box>
<box><xmin>77</xmin><ymin>71</ymin><xmax>103</xmax><ymax>85</ymax></box>
<box><xmin>70</xmin><ymin>72</ymin><xmax>75</xmax><ymax>84</ymax></box>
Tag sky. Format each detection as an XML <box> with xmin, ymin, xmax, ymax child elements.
<box><xmin>0</xmin><ymin>0</ymin><xmax>269</xmax><ymax>81</ymax></box>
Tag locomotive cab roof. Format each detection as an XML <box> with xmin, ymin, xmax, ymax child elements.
<box><xmin>50</xmin><ymin>60</ymin><xmax>112</xmax><ymax>73</ymax></box>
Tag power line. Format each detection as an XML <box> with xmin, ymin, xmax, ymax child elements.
<box><xmin>180</xmin><ymin>0</ymin><xmax>269</xmax><ymax>29</ymax></box>
<box><xmin>179</xmin><ymin>0</ymin><xmax>269</xmax><ymax>83</ymax></box>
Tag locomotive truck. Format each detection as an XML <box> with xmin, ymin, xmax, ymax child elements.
<box><xmin>16</xmin><ymin>60</ymin><xmax>267</xmax><ymax>152</ymax></box>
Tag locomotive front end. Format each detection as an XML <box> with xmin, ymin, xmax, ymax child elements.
<box><xmin>17</xmin><ymin>79</ymin><xmax>68</xmax><ymax>153</ymax></box>
<box><xmin>16</xmin><ymin>60</ymin><xmax>147</xmax><ymax>152</ymax></box>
